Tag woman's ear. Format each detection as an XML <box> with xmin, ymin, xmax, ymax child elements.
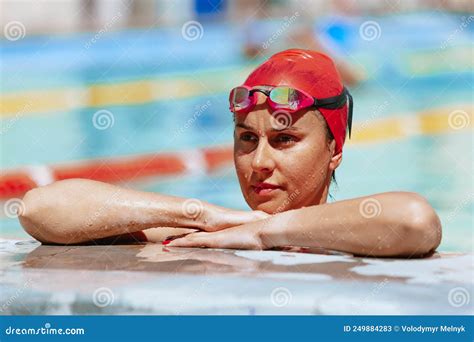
<box><xmin>328</xmin><ymin>139</ymin><xmax>342</xmax><ymax>172</ymax></box>
<box><xmin>330</xmin><ymin>151</ymin><xmax>342</xmax><ymax>172</ymax></box>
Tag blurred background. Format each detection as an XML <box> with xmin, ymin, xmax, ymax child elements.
<box><xmin>0</xmin><ymin>0</ymin><xmax>472</xmax><ymax>252</ymax></box>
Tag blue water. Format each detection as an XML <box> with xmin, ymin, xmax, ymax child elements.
<box><xmin>1</xmin><ymin>12</ymin><xmax>472</xmax><ymax>252</ymax></box>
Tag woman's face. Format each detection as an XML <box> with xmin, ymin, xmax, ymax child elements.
<box><xmin>233</xmin><ymin>93</ymin><xmax>342</xmax><ymax>214</ymax></box>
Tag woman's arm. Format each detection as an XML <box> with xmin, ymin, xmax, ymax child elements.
<box><xmin>18</xmin><ymin>178</ymin><xmax>267</xmax><ymax>245</ymax></box>
<box><xmin>167</xmin><ymin>192</ymin><xmax>442</xmax><ymax>257</ymax></box>
<box><xmin>259</xmin><ymin>191</ymin><xmax>442</xmax><ymax>257</ymax></box>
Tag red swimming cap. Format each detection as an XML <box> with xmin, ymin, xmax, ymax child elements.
<box><xmin>243</xmin><ymin>49</ymin><xmax>350</xmax><ymax>154</ymax></box>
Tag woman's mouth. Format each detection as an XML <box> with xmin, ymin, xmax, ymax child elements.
<box><xmin>251</xmin><ymin>182</ymin><xmax>282</xmax><ymax>196</ymax></box>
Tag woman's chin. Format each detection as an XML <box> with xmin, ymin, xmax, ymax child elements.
<box><xmin>245</xmin><ymin>188</ymin><xmax>305</xmax><ymax>214</ymax></box>
<box><xmin>250</xmin><ymin>199</ymin><xmax>290</xmax><ymax>215</ymax></box>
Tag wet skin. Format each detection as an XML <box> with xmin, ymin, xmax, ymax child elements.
<box><xmin>19</xmin><ymin>95</ymin><xmax>442</xmax><ymax>257</ymax></box>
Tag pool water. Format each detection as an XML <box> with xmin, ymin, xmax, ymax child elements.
<box><xmin>1</xmin><ymin>12</ymin><xmax>472</xmax><ymax>252</ymax></box>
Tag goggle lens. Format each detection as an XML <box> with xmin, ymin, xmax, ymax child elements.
<box><xmin>269</xmin><ymin>87</ymin><xmax>302</xmax><ymax>110</ymax></box>
<box><xmin>229</xmin><ymin>86</ymin><xmax>318</xmax><ymax>113</ymax></box>
<box><xmin>230</xmin><ymin>87</ymin><xmax>251</xmax><ymax>109</ymax></box>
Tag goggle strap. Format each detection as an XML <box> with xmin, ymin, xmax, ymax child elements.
<box><xmin>314</xmin><ymin>87</ymin><xmax>348</xmax><ymax>109</ymax></box>
<box><xmin>314</xmin><ymin>87</ymin><xmax>353</xmax><ymax>139</ymax></box>
<box><xmin>347</xmin><ymin>91</ymin><xmax>353</xmax><ymax>139</ymax></box>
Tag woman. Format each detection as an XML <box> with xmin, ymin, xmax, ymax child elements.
<box><xmin>19</xmin><ymin>49</ymin><xmax>441</xmax><ymax>257</ymax></box>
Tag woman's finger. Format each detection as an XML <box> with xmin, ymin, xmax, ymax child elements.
<box><xmin>165</xmin><ymin>232</ymin><xmax>215</xmax><ymax>248</ymax></box>
<box><xmin>164</xmin><ymin>233</ymin><xmax>190</xmax><ymax>241</ymax></box>
<box><xmin>165</xmin><ymin>225</ymin><xmax>265</xmax><ymax>250</ymax></box>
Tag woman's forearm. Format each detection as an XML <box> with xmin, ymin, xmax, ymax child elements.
<box><xmin>19</xmin><ymin>178</ymin><xmax>267</xmax><ymax>244</ymax></box>
<box><xmin>18</xmin><ymin>179</ymin><xmax>208</xmax><ymax>244</ymax></box>
<box><xmin>259</xmin><ymin>192</ymin><xmax>442</xmax><ymax>257</ymax></box>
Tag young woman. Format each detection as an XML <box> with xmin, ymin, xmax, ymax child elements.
<box><xmin>19</xmin><ymin>49</ymin><xmax>441</xmax><ymax>257</ymax></box>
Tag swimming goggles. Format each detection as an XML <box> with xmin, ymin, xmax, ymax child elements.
<box><xmin>229</xmin><ymin>85</ymin><xmax>353</xmax><ymax>137</ymax></box>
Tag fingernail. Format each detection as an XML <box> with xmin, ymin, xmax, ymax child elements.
<box><xmin>162</xmin><ymin>239</ymin><xmax>171</xmax><ymax>245</ymax></box>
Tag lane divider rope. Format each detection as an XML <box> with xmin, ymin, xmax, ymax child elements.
<box><xmin>0</xmin><ymin>145</ymin><xmax>234</xmax><ymax>199</ymax></box>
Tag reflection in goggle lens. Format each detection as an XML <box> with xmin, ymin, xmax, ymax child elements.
<box><xmin>270</xmin><ymin>87</ymin><xmax>300</xmax><ymax>109</ymax></box>
<box><xmin>232</xmin><ymin>87</ymin><xmax>250</xmax><ymax>108</ymax></box>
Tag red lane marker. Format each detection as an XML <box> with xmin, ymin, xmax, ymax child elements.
<box><xmin>0</xmin><ymin>146</ymin><xmax>234</xmax><ymax>200</ymax></box>
<box><xmin>0</xmin><ymin>173</ymin><xmax>37</xmax><ymax>199</ymax></box>
<box><xmin>52</xmin><ymin>154</ymin><xmax>187</xmax><ymax>182</ymax></box>
<box><xmin>203</xmin><ymin>146</ymin><xmax>233</xmax><ymax>172</ymax></box>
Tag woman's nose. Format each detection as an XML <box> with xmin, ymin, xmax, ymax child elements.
<box><xmin>251</xmin><ymin>139</ymin><xmax>276</xmax><ymax>174</ymax></box>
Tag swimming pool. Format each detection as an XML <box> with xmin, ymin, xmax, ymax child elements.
<box><xmin>1</xmin><ymin>12</ymin><xmax>472</xmax><ymax>252</ymax></box>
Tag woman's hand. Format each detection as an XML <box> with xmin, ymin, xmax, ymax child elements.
<box><xmin>164</xmin><ymin>223</ymin><xmax>267</xmax><ymax>250</ymax></box>
<box><xmin>201</xmin><ymin>205</ymin><xmax>269</xmax><ymax>232</ymax></box>
<box><xmin>143</xmin><ymin>208</ymin><xmax>269</xmax><ymax>243</ymax></box>
<box><xmin>165</xmin><ymin>192</ymin><xmax>442</xmax><ymax>257</ymax></box>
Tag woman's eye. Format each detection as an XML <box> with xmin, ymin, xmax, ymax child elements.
<box><xmin>240</xmin><ymin>133</ymin><xmax>258</xmax><ymax>142</ymax></box>
<box><xmin>275</xmin><ymin>134</ymin><xmax>297</xmax><ymax>144</ymax></box>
